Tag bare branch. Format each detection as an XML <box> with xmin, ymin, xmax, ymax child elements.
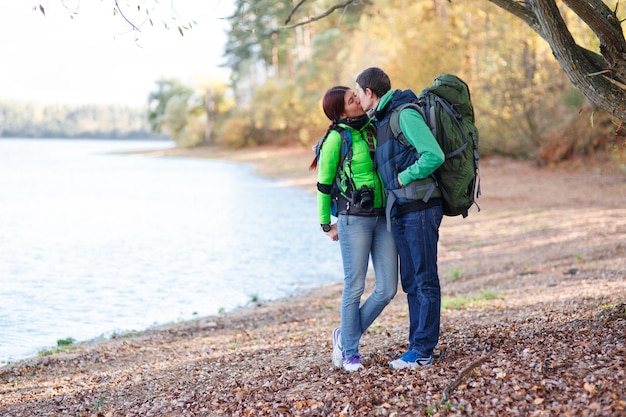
<box><xmin>442</xmin><ymin>352</ymin><xmax>493</xmax><ymax>401</ymax></box>
<box><xmin>282</xmin><ymin>0</ymin><xmax>358</xmax><ymax>30</ymax></box>
<box><xmin>284</xmin><ymin>0</ymin><xmax>308</xmax><ymax>25</ymax></box>
<box><xmin>487</xmin><ymin>0</ymin><xmax>540</xmax><ymax>33</ymax></box>
<box><xmin>114</xmin><ymin>0</ymin><xmax>141</xmax><ymax>32</ymax></box>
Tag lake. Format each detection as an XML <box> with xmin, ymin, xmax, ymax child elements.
<box><xmin>0</xmin><ymin>138</ymin><xmax>342</xmax><ymax>365</ymax></box>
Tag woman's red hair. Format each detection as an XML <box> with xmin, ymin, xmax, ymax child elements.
<box><xmin>309</xmin><ymin>86</ymin><xmax>349</xmax><ymax>170</ymax></box>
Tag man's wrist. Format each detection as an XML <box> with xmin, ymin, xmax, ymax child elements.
<box><xmin>321</xmin><ymin>223</ymin><xmax>332</xmax><ymax>232</ymax></box>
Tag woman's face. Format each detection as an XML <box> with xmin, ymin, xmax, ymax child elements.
<box><xmin>340</xmin><ymin>89</ymin><xmax>365</xmax><ymax>119</ymax></box>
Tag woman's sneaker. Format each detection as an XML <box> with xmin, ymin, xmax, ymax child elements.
<box><xmin>331</xmin><ymin>327</ymin><xmax>343</xmax><ymax>368</ymax></box>
<box><xmin>343</xmin><ymin>353</ymin><xmax>364</xmax><ymax>372</ymax></box>
<box><xmin>389</xmin><ymin>351</ymin><xmax>433</xmax><ymax>369</ymax></box>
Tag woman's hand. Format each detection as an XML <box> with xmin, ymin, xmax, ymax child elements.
<box><xmin>325</xmin><ymin>224</ymin><xmax>339</xmax><ymax>241</ymax></box>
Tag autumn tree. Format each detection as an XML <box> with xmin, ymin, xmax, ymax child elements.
<box><xmin>148</xmin><ymin>78</ymin><xmax>205</xmax><ymax>147</ymax></box>
<box><xmin>219</xmin><ymin>0</ymin><xmax>367</xmax><ymax>147</ymax></box>
<box><xmin>285</xmin><ymin>0</ymin><xmax>626</xmax><ymax>127</ymax></box>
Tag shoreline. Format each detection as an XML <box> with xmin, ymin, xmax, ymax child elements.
<box><xmin>2</xmin><ymin>144</ymin><xmax>322</xmax><ymax>367</ymax></box>
<box><xmin>2</xmin><ymin>145</ymin><xmax>625</xmax><ymax>416</ymax></box>
<box><xmin>134</xmin><ymin>144</ymin><xmax>319</xmax><ymax>190</ymax></box>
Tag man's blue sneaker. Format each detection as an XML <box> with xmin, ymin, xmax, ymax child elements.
<box><xmin>389</xmin><ymin>351</ymin><xmax>433</xmax><ymax>369</ymax></box>
<box><xmin>331</xmin><ymin>327</ymin><xmax>343</xmax><ymax>369</ymax></box>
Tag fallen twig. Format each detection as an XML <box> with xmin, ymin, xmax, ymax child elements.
<box><xmin>442</xmin><ymin>352</ymin><xmax>494</xmax><ymax>401</ymax></box>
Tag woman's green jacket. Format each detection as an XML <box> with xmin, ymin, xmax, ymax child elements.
<box><xmin>317</xmin><ymin>121</ymin><xmax>386</xmax><ymax>225</ymax></box>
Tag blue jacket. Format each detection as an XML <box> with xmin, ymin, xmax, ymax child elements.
<box><xmin>372</xmin><ymin>89</ymin><xmax>444</xmax><ymax>219</ymax></box>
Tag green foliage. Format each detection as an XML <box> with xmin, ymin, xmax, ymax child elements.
<box><xmin>56</xmin><ymin>337</ymin><xmax>75</xmax><ymax>346</ymax></box>
<box><xmin>225</xmin><ymin>0</ymin><xmax>296</xmax><ymax>77</ymax></box>
<box><xmin>147</xmin><ymin>78</ymin><xmax>206</xmax><ymax>146</ymax></box>
<box><xmin>226</xmin><ymin>0</ymin><xmax>363</xmax><ymax>78</ymax></box>
<box><xmin>37</xmin><ymin>337</ymin><xmax>78</xmax><ymax>357</ymax></box>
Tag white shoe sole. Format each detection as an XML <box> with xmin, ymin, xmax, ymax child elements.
<box><xmin>343</xmin><ymin>363</ymin><xmax>364</xmax><ymax>372</ymax></box>
<box><xmin>389</xmin><ymin>358</ymin><xmax>432</xmax><ymax>369</ymax></box>
<box><xmin>332</xmin><ymin>328</ymin><xmax>343</xmax><ymax>368</ymax></box>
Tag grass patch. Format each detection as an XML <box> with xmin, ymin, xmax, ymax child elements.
<box><xmin>599</xmin><ymin>303</ymin><xmax>626</xmax><ymax>320</ymax></box>
<box><xmin>443</xmin><ymin>289</ymin><xmax>501</xmax><ymax>310</ymax></box>
<box><xmin>444</xmin><ymin>267</ymin><xmax>461</xmax><ymax>281</ymax></box>
<box><xmin>38</xmin><ymin>337</ymin><xmax>78</xmax><ymax>357</ymax></box>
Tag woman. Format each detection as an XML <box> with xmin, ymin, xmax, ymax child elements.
<box><xmin>310</xmin><ymin>86</ymin><xmax>398</xmax><ymax>371</ymax></box>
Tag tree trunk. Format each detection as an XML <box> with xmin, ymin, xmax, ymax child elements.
<box><xmin>488</xmin><ymin>0</ymin><xmax>626</xmax><ymax>124</ymax></box>
<box><xmin>530</xmin><ymin>0</ymin><xmax>626</xmax><ymax>120</ymax></box>
<box><xmin>204</xmin><ymin>87</ymin><xmax>217</xmax><ymax>145</ymax></box>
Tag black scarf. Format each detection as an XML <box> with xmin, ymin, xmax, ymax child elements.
<box><xmin>337</xmin><ymin>114</ymin><xmax>370</xmax><ymax>131</ymax></box>
<box><xmin>337</xmin><ymin>114</ymin><xmax>376</xmax><ymax>163</ymax></box>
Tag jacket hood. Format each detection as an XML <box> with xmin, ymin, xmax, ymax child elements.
<box><xmin>375</xmin><ymin>89</ymin><xmax>418</xmax><ymax>121</ymax></box>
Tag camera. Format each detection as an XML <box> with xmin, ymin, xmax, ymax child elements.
<box><xmin>352</xmin><ymin>185</ymin><xmax>375</xmax><ymax>211</ymax></box>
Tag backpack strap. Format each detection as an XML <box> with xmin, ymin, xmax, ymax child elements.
<box><xmin>384</xmin><ymin>181</ymin><xmax>438</xmax><ymax>231</ymax></box>
<box><xmin>334</xmin><ymin>128</ymin><xmax>354</xmax><ymax>194</ymax></box>
<box><xmin>389</xmin><ymin>102</ymin><xmax>428</xmax><ymax>146</ymax></box>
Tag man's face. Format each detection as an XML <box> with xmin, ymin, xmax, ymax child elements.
<box><xmin>355</xmin><ymin>84</ymin><xmax>374</xmax><ymax>113</ymax></box>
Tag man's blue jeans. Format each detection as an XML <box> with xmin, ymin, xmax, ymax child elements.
<box><xmin>338</xmin><ymin>214</ymin><xmax>398</xmax><ymax>358</ymax></box>
<box><xmin>391</xmin><ymin>205</ymin><xmax>443</xmax><ymax>356</ymax></box>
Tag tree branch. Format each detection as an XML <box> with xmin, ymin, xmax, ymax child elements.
<box><xmin>531</xmin><ymin>0</ymin><xmax>626</xmax><ymax>119</ymax></box>
<box><xmin>284</xmin><ymin>0</ymin><xmax>308</xmax><ymax>25</ymax></box>
<box><xmin>487</xmin><ymin>0</ymin><xmax>541</xmax><ymax>33</ymax></box>
<box><xmin>442</xmin><ymin>352</ymin><xmax>493</xmax><ymax>402</ymax></box>
<box><xmin>562</xmin><ymin>0</ymin><xmax>626</xmax><ymax>81</ymax></box>
<box><xmin>114</xmin><ymin>0</ymin><xmax>141</xmax><ymax>32</ymax></box>
<box><xmin>563</xmin><ymin>0</ymin><xmax>624</xmax><ymax>41</ymax></box>
<box><xmin>282</xmin><ymin>0</ymin><xmax>358</xmax><ymax>29</ymax></box>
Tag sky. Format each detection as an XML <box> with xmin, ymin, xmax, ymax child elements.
<box><xmin>0</xmin><ymin>1</ymin><xmax>234</xmax><ymax>107</ymax></box>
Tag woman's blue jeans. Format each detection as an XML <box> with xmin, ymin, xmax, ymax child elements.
<box><xmin>391</xmin><ymin>205</ymin><xmax>443</xmax><ymax>356</ymax></box>
<box><xmin>338</xmin><ymin>214</ymin><xmax>398</xmax><ymax>358</ymax></box>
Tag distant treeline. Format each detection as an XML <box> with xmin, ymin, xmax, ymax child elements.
<box><xmin>0</xmin><ymin>100</ymin><xmax>167</xmax><ymax>140</ymax></box>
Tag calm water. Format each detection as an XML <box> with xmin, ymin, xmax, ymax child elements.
<box><xmin>0</xmin><ymin>138</ymin><xmax>342</xmax><ymax>365</ymax></box>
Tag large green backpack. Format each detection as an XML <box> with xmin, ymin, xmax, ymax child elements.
<box><xmin>390</xmin><ymin>74</ymin><xmax>481</xmax><ymax>217</ymax></box>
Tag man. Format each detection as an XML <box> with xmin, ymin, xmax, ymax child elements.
<box><xmin>355</xmin><ymin>67</ymin><xmax>444</xmax><ymax>369</ymax></box>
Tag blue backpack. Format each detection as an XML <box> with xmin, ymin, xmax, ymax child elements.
<box><xmin>312</xmin><ymin>127</ymin><xmax>354</xmax><ymax>217</ymax></box>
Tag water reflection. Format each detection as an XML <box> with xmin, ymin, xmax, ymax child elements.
<box><xmin>0</xmin><ymin>139</ymin><xmax>342</xmax><ymax>364</ymax></box>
